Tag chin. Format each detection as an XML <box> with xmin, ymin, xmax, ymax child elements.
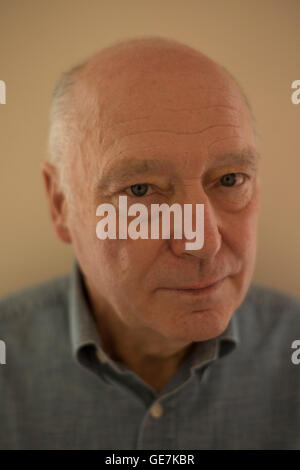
<box><xmin>163</xmin><ymin>307</ymin><xmax>233</xmax><ymax>343</ymax></box>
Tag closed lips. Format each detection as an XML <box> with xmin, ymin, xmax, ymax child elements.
<box><xmin>167</xmin><ymin>278</ymin><xmax>225</xmax><ymax>290</ymax></box>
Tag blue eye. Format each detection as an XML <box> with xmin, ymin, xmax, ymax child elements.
<box><xmin>129</xmin><ymin>184</ymin><xmax>149</xmax><ymax>197</ymax></box>
<box><xmin>220</xmin><ymin>173</ymin><xmax>238</xmax><ymax>187</ymax></box>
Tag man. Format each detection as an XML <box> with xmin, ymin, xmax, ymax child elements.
<box><xmin>0</xmin><ymin>36</ymin><xmax>299</xmax><ymax>450</ymax></box>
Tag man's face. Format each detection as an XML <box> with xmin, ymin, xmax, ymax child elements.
<box><xmin>67</xmin><ymin>65</ymin><xmax>259</xmax><ymax>344</ymax></box>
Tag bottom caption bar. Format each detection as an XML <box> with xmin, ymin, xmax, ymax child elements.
<box><xmin>104</xmin><ymin>452</ymin><xmax>195</xmax><ymax>466</ymax></box>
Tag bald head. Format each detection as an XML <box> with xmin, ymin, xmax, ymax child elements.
<box><xmin>48</xmin><ymin>36</ymin><xmax>256</xmax><ymax>198</ymax></box>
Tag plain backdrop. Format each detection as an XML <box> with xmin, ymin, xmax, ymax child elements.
<box><xmin>0</xmin><ymin>0</ymin><xmax>299</xmax><ymax>297</ymax></box>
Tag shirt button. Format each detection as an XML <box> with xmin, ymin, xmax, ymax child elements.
<box><xmin>96</xmin><ymin>349</ymin><xmax>107</xmax><ymax>364</ymax></box>
<box><xmin>150</xmin><ymin>402</ymin><xmax>163</xmax><ymax>418</ymax></box>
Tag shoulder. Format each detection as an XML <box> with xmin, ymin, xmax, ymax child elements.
<box><xmin>237</xmin><ymin>282</ymin><xmax>300</xmax><ymax>347</ymax></box>
<box><xmin>245</xmin><ymin>282</ymin><xmax>300</xmax><ymax>317</ymax></box>
<box><xmin>0</xmin><ymin>274</ymin><xmax>70</xmax><ymax>328</ymax></box>
<box><xmin>0</xmin><ymin>274</ymin><xmax>71</xmax><ymax>366</ymax></box>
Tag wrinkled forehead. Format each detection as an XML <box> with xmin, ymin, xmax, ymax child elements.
<box><xmin>99</xmin><ymin>74</ymin><xmax>252</xmax><ymax>160</ymax></box>
<box><xmin>103</xmin><ymin>73</ymin><xmax>244</xmax><ymax>123</ymax></box>
<box><xmin>69</xmin><ymin>48</ymin><xmax>254</xmax><ymax>181</ymax></box>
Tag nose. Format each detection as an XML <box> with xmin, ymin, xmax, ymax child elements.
<box><xmin>169</xmin><ymin>194</ymin><xmax>222</xmax><ymax>259</ymax></box>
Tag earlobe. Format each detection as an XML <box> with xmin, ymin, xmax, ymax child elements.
<box><xmin>41</xmin><ymin>161</ymin><xmax>72</xmax><ymax>244</ymax></box>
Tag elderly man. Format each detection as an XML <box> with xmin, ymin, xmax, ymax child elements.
<box><xmin>0</xmin><ymin>37</ymin><xmax>299</xmax><ymax>450</ymax></box>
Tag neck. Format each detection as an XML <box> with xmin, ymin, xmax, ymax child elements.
<box><xmin>84</xmin><ymin>280</ymin><xmax>193</xmax><ymax>392</ymax></box>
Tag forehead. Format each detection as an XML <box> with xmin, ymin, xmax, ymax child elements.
<box><xmin>97</xmin><ymin>96</ymin><xmax>254</xmax><ymax>175</ymax></box>
<box><xmin>102</xmin><ymin>85</ymin><xmax>248</xmax><ymax>147</ymax></box>
<box><xmin>76</xmin><ymin>62</ymin><xmax>255</xmax><ymax>182</ymax></box>
<box><xmin>99</xmin><ymin>69</ymin><xmax>244</xmax><ymax>124</ymax></box>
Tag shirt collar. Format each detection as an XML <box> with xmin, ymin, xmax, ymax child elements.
<box><xmin>68</xmin><ymin>260</ymin><xmax>241</xmax><ymax>372</ymax></box>
<box><xmin>189</xmin><ymin>311</ymin><xmax>240</xmax><ymax>372</ymax></box>
<box><xmin>68</xmin><ymin>261</ymin><xmax>102</xmax><ymax>358</ymax></box>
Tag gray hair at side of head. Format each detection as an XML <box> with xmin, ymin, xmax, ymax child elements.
<box><xmin>48</xmin><ymin>62</ymin><xmax>85</xmax><ymax>204</ymax></box>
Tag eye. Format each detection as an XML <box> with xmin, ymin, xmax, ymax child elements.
<box><xmin>125</xmin><ymin>183</ymin><xmax>153</xmax><ymax>197</ymax></box>
<box><xmin>220</xmin><ymin>173</ymin><xmax>245</xmax><ymax>187</ymax></box>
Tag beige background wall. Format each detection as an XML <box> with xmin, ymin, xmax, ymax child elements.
<box><xmin>0</xmin><ymin>0</ymin><xmax>299</xmax><ymax>297</ymax></box>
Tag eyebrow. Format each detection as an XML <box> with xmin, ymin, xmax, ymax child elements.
<box><xmin>96</xmin><ymin>158</ymin><xmax>173</xmax><ymax>192</ymax></box>
<box><xmin>208</xmin><ymin>149</ymin><xmax>260</xmax><ymax>172</ymax></box>
<box><xmin>96</xmin><ymin>149</ymin><xmax>260</xmax><ymax>192</ymax></box>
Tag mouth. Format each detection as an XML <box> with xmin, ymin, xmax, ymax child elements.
<box><xmin>161</xmin><ymin>277</ymin><xmax>226</xmax><ymax>296</ymax></box>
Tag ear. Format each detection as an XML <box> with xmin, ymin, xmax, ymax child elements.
<box><xmin>41</xmin><ymin>161</ymin><xmax>72</xmax><ymax>244</ymax></box>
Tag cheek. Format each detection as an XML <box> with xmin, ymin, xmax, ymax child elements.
<box><xmin>241</xmin><ymin>197</ymin><xmax>259</xmax><ymax>255</ymax></box>
<box><xmin>100</xmin><ymin>238</ymin><xmax>161</xmax><ymax>282</ymax></box>
<box><xmin>229</xmin><ymin>200</ymin><xmax>257</xmax><ymax>262</ymax></box>
<box><xmin>222</xmin><ymin>199</ymin><xmax>259</xmax><ymax>262</ymax></box>
<box><xmin>117</xmin><ymin>244</ymin><xmax>131</xmax><ymax>274</ymax></box>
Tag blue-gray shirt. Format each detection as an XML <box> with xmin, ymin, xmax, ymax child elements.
<box><xmin>0</xmin><ymin>261</ymin><xmax>300</xmax><ymax>450</ymax></box>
